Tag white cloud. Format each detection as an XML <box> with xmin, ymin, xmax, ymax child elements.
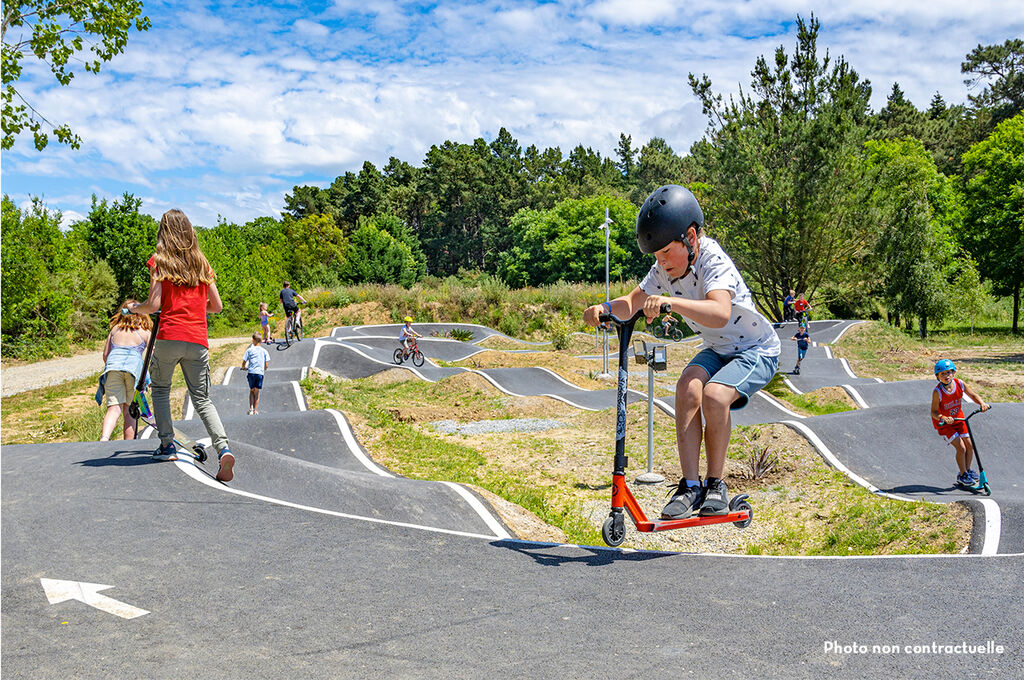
<box><xmin>4</xmin><ymin>0</ymin><xmax>1023</xmax><ymax>229</ymax></box>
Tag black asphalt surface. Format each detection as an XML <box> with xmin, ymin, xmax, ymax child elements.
<box><xmin>3</xmin><ymin>319</ymin><xmax>1022</xmax><ymax>677</ymax></box>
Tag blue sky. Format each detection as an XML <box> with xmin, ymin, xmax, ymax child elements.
<box><xmin>3</xmin><ymin>0</ymin><xmax>1023</xmax><ymax>228</ymax></box>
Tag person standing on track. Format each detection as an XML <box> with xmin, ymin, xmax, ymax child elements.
<box><xmin>930</xmin><ymin>359</ymin><xmax>990</xmax><ymax>487</ymax></box>
<box><xmin>127</xmin><ymin>209</ymin><xmax>235</xmax><ymax>483</ymax></box>
<box><xmin>97</xmin><ymin>299</ymin><xmax>152</xmax><ymax>441</ymax></box>
<box><xmin>583</xmin><ymin>185</ymin><xmax>781</xmax><ymax>520</ymax></box>
<box><xmin>241</xmin><ymin>332</ymin><xmax>270</xmax><ymax>415</ymax></box>
<box><xmin>791</xmin><ymin>322</ymin><xmax>810</xmax><ymax>375</ymax></box>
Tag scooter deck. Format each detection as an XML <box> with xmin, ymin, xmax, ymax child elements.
<box><xmin>635</xmin><ymin>510</ymin><xmax>751</xmax><ymax>532</ymax></box>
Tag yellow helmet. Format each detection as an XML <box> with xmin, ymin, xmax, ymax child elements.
<box><xmin>404</xmin><ymin>316</ymin><xmax>413</xmax><ymax>323</ymax></box>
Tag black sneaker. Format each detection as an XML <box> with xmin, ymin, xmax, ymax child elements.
<box><xmin>152</xmin><ymin>442</ymin><xmax>177</xmax><ymax>461</ymax></box>
<box><xmin>699</xmin><ymin>477</ymin><xmax>729</xmax><ymax>516</ymax></box>
<box><xmin>661</xmin><ymin>479</ymin><xmax>705</xmax><ymax>519</ymax></box>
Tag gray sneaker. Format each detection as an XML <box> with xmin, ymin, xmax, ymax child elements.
<box><xmin>699</xmin><ymin>477</ymin><xmax>729</xmax><ymax>516</ymax></box>
<box><xmin>152</xmin><ymin>442</ymin><xmax>177</xmax><ymax>461</ymax></box>
<box><xmin>661</xmin><ymin>479</ymin><xmax>705</xmax><ymax>519</ymax></box>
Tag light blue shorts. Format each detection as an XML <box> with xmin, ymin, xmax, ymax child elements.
<box><xmin>797</xmin><ymin>347</ymin><xmax>807</xmax><ymax>360</ymax></box>
<box><xmin>688</xmin><ymin>347</ymin><xmax>780</xmax><ymax>410</ymax></box>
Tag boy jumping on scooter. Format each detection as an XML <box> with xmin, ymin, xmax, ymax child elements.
<box><xmin>584</xmin><ymin>185</ymin><xmax>781</xmax><ymax>519</ymax></box>
<box><xmin>930</xmin><ymin>359</ymin><xmax>990</xmax><ymax>487</ymax></box>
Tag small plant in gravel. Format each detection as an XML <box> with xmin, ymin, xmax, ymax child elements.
<box><xmin>743</xmin><ymin>435</ymin><xmax>779</xmax><ymax>480</ymax></box>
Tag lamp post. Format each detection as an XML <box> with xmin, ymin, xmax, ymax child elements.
<box><xmin>598</xmin><ymin>208</ymin><xmax>613</xmax><ymax>378</ymax></box>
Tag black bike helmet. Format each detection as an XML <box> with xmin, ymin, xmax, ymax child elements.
<box><xmin>635</xmin><ymin>185</ymin><xmax>704</xmax><ymax>255</ymax></box>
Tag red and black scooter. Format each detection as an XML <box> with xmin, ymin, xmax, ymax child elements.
<box><xmin>598</xmin><ymin>305</ymin><xmax>752</xmax><ymax>547</ymax></box>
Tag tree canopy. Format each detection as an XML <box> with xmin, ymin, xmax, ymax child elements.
<box><xmin>2</xmin><ymin>0</ymin><xmax>150</xmax><ymax>150</ymax></box>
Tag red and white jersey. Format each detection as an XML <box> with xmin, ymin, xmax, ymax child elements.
<box><xmin>933</xmin><ymin>378</ymin><xmax>965</xmax><ymax>429</ymax></box>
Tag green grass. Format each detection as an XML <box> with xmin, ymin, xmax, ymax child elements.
<box><xmin>762</xmin><ymin>374</ymin><xmax>855</xmax><ymax>416</ymax></box>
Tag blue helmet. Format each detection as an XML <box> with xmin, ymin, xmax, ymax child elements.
<box><xmin>934</xmin><ymin>359</ymin><xmax>956</xmax><ymax>375</ymax></box>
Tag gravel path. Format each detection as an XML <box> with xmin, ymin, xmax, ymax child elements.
<box><xmin>0</xmin><ymin>337</ymin><xmax>249</xmax><ymax>397</ymax></box>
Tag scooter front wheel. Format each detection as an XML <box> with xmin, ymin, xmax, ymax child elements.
<box><xmin>983</xmin><ymin>483</ymin><xmax>992</xmax><ymax>496</ymax></box>
<box><xmin>731</xmin><ymin>499</ymin><xmax>753</xmax><ymax>529</ymax></box>
<box><xmin>602</xmin><ymin>514</ymin><xmax>626</xmax><ymax>547</ymax></box>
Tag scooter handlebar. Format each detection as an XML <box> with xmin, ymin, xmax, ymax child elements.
<box><xmin>598</xmin><ymin>303</ymin><xmax>672</xmax><ymax>326</ymax></box>
<box><xmin>953</xmin><ymin>406</ymin><xmax>991</xmax><ymax>422</ymax></box>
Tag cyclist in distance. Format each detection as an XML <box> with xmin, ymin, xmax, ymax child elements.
<box><xmin>279</xmin><ymin>282</ymin><xmax>308</xmax><ymax>339</ymax></box>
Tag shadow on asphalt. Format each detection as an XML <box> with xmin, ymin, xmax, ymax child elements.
<box><xmin>74</xmin><ymin>449</ymin><xmax>163</xmax><ymax>467</ymax></box>
<box><xmin>493</xmin><ymin>539</ymin><xmax>677</xmax><ymax>566</ymax></box>
<box><xmin>884</xmin><ymin>484</ymin><xmax>961</xmax><ymax>495</ymax></box>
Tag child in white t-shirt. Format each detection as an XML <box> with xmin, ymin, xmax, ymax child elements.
<box><xmin>240</xmin><ymin>333</ymin><xmax>270</xmax><ymax>415</ymax></box>
<box><xmin>584</xmin><ymin>185</ymin><xmax>780</xmax><ymax>520</ymax></box>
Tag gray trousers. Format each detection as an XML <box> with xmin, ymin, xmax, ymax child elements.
<box><xmin>150</xmin><ymin>339</ymin><xmax>229</xmax><ymax>454</ymax></box>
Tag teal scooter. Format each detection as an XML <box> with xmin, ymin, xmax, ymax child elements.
<box><xmin>954</xmin><ymin>408</ymin><xmax>992</xmax><ymax>496</ymax></box>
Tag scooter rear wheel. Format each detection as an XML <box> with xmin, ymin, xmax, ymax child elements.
<box><xmin>602</xmin><ymin>515</ymin><xmax>626</xmax><ymax>547</ymax></box>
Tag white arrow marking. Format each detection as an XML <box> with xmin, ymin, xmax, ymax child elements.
<box><xmin>40</xmin><ymin>579</ymin><xmax>149</xmax><ymax>619</ymax></box>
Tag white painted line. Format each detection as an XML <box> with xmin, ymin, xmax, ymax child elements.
<box><xmin>172</xmin><ymin>457</ymin><xmax>501</xmax><ymax>540</ymax></box>
<box><xmin>831</xmin><ymin>320</ymin><xmax>864</xmax><ymax>344</ymax></box>
<box><xmin>756</xmin><ymin>391</ymin><xmax>805</xmax><ymax>419</ymax></box>
<box><xmin>291</xmin><ymin>381</ymin><xmax>306</xmax><ymax>411</ymax></box>
<box><xmin>874</xmin><ymin>377</ymin><xmax>885</xmax><ymax>383</ymax></box>
<box><xmin>978</xmin><ymin>498</ymin><xmax>1001</xmax><ymax>556</ymax></box>
<box><xmin>440</xmin><ymin>482</ymin><xmax>511</xmax><ymax>540</ymax></box>
<box><xmin>184</xmin><ymin>395</ymin><xmax>194</xmax><ymax>421</ymax></box>
<box><xmin>782</xmin><ymin>376</ymin><xmax>803</xmax><ymax>395</ymax></box>
<box><xmin>842</xmin><ymin>384</ymin><xmax>869</xmax><ymax>409</ymax></box>
<box><xmin>824</xmin><ymin>346</ymin><xmax>833</xmax><ymax>359</ymax></box>
<box><xmin>310</xmin><ymin>338</ymin><xmax>326</xmax><ymax>368</ymax></box>
<box><xmin>325</xmin><ymin>408</ymin><xmax>393</xmax><ymax>477</ymax></box>
<box><xmin>839</xmin><ymin>358</ymin><xmax>858</xmax><ymax>379</ymax></box>
<box><xmin>537</xmin><ymin>366</ymin><xmax>590</xmax><ymax>391</ymax></box>
<box><xmin>222</xmin><ymin>369</ymin><xmax>232</xmax><ymax>386</ymax></box>
<box><xmin>782</xmin><ymin>420</ymin><xmax>903</xmax><ymax>499</ymax></box>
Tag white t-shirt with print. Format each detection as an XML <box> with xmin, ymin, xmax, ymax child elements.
<box><xmin>639</xmin><ymin>236</ymin><xmax>781</xmax><ymax>358</ymax></box>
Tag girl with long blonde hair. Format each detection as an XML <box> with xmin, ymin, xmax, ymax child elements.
<box><xmin>127</xmin><ymin>209</ymin><xmax>235</xmax><ymax>482</ymax></box>
<box><xmin>98</xmin><ymin>299</ymin><xmax>152</xmax><ymax>440</ymax></box>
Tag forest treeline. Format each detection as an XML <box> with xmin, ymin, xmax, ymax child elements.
<box><xmin>2</xmin><ymin>19</ymin><xmax>1022</xmax><ymax>359</ymax></box>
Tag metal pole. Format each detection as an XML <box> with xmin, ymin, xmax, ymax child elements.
<box><xmin>599</xmin><ymin>208</ymin><xmax>612</xmax><ymax>378</ymax></box>
<box><xmin>636</xmin><ymin>345</ymin><xmax>665</xmax><ymax>484</ymax></box>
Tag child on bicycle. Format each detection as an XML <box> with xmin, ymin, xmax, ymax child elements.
<box><xmin>279</xmin><ymin>282</ymin><xmax>307</xmax><ymax>339</ymax></box>
<box><xmin>794</xmin><ymin>294</ymin><xmax>812</xmax><ymax>323</ymax></box>
<box><xmin>584</xmin><ymin>185</ymin><xmax>780</xmax><ymax>519</ymax></box>
<box><xmin>126</xmin><ymin>209</ymin><xmax>235</xmax><ymax>483</ymax></box>
<box><xmin>791</xmin><ymin>322</ymin><xmax>810</xmax><ymax>375</ymax></box>
<box><xmin>399</xmin><ymin>316</ymin><xmax>421</xmax><ymax>352</ymax></box>
<box><xmin>241</xmin><ymin>332</ymin><xmax>270</xmax><ymax>415</ymax></box>
<box><xmin>930</xmin><ymin>359</ymin><xmax>990</xmax><ymax>487</ymax></box>
<box><xmin>259</xmin><ymin>302</ymin><xmax>274</xmax><ymax>343</ymax></box>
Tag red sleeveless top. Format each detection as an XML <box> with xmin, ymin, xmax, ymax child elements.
<box><xmin>932</xmin><ymin>378</ymin><xmax>965</xmax><ymax>430</ymax></box>
<box><xmin>147</xmin><ymin>255</ymin><xmax>209</xmax><ymax>348</ymax></box>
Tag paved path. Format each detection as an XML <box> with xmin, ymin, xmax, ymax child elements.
<box><xmin>3</xmin><ymin>322</ymin><xmax>1022</xmax><ymax>677</ymax></box>
<box><xmin>0</xmin><ymin>336</ymin><xmax>250</xmax><ymax>397</ymax></box>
